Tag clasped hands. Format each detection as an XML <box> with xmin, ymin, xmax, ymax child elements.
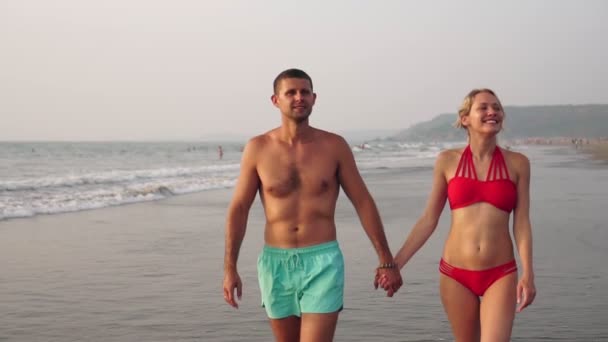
<box><xmin>374</xmin><ymin>267</ymin><xmax>403</xmax><ymax>297</ymax></box>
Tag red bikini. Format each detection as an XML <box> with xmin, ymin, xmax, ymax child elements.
<box><xmin>441</xmin><ymin>145</ymin><xmax>518</xmax><ymax>296</ymax></box>
<box><xmin>447</xmin><ymin>145</ymin><xmax>517</xmax><ymax>213</ymax></box>
<box><xmin>439</xmin><ymin>259</ymin><xmax>517</xmax><ymax>296</ymax></box>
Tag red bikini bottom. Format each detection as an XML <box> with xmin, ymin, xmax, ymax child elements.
<box><xmin>439</xmin><ymin>258</ymin><xmax>517</xmax><ymax>296</ymax></box>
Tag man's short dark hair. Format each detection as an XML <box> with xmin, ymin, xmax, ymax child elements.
<box><xmin>273</xmin><ymin>68</ymin><xmax>313</xmax><ymax>94</ymax></box>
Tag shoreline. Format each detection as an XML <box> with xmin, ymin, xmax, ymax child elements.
<box><xmin>580</xmin><ymin>141</ymin><xmax>608</xmax><ymax>163</ymax></box>
<box><xmin>506</xmin><ymin>137</ymin><xmax>608</xmax><ymax>164</ymax></box>
<box><xmin>3</xmin><ymin>141</ymin><xmax>606</xmax><ymax>224</ymax></box>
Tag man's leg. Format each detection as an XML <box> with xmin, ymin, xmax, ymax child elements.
<box><xmin>297</xmin><ymin>242</ymin><xmax>343</xmax><ymax>342</ymax></box>
<box><xmin>300</xmin><ymin>312</ymin><xmax>339</xmax><ymax>342</ymax></box>
<box><xmin>258</xmin><ymin>246</ymin><xmax>302</xmax><ymax>340</ymax></box>
<box><xmin>269</xmin><ymin>316</ymin><xmax>301</xmax><ymax>342</ymax></box>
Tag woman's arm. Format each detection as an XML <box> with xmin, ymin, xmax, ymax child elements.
<box><xmin>512</xmin><ymin>152</ymin><xmax>536</xmax><ymax>312</ymax></box>
<box><xmin>393</xmin><ymin>151</ymin><xmax>449</xmax><ymax>269</ymax></box>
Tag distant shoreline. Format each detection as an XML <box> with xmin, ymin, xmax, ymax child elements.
<box><xmin>507</xmin><ymin>137</ymin><xmax>608</xmax><ymax>146</ymax></box>
<box><xmin>581</xmin><ymin>142</ymin><xmax>608</xmax><ymax>163</ymax></box>
<box><xmin>506</xmin><ymin>137</ymin><xmax>608</xmax><ymax>164</ymax></box>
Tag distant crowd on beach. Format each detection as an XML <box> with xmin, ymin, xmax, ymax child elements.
<box><xmin>509</xmin><ymin>137</ymin><xmax>608</xmax><ymax>147</ymax></box>
<box><xmin>185</xmin><ymin>145</ymin><xmax>225</xmax><ymax>159</ymax></box>
<box><xmin>508</xmin><ymin>137</ymin><xmax>608</xmax><ymax>162</ymax></box>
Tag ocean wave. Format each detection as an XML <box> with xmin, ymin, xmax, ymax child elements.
<box><xmin>0</xmin><ymin>178</ymin><xmax>237</xmax><ymax>221</ymax></box>
<box><xmin>0</xmin><ymin>141</ymin><xmax>446</xmax><ymax>221</ymax></box>
<box><xmin>0</xmin><ymin>163</ymin><xmax>240</xmax><ymax>192</ymax></box>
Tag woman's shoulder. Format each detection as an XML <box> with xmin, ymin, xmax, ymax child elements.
<box><xmin>439</xmin><ymin>146</ymin><xmax>467</xmax><ymax>159</ymax></box>
<box><xmin>435</xmin><ymin>147</ymin><xmax>464</xmax><ymax>168</ymax></box>
<box><xmin>501</xmin><ymin>147</ymin><xmax>531</xmax><ymax>173</ymax></box>
<box><xmin>501</xmin><ymin>147</ymin><xmax>529</xmax><ymax>163</ymax></box>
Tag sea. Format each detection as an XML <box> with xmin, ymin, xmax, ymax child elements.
<box><xmin>0</xmin><ymin>140</ymin><xmax>442</xmax><ymax>221</ymax></box>
<box><xmin>1</xmin><ymin>141</ymin><xmax>607</xmax><ymax>341</ymax></box>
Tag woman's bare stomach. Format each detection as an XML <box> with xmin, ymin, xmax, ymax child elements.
<box><xmin>442</xmin><ymin>223</ymin><xmax>515</xmax><ymax>270</ymax></box>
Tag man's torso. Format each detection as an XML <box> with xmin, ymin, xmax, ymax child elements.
<box><xmin>254</xmin><ymin>129</ymin><xmax>343</xmax><ymax>247</ymax></box>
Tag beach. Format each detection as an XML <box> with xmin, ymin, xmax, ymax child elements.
<box><xmin>1</xmin><ymin>145</ymin><xmax>607</xmax><ymax>341</ymax></box>
<box><xmin>582</xmin><ymin>141</ymin><xmax>608</xmax><ymax>164</ymax></box>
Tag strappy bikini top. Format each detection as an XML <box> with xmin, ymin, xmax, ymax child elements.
<box><xmin>447</xmin><ymin>145</ymin><xmax>517</xmax><ymax>213</ymax></box>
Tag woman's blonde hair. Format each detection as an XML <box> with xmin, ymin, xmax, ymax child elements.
<box><xmin>454</xmin><ymin>88</ymin><xmax>504</xmax><ymax>130</ymax></box>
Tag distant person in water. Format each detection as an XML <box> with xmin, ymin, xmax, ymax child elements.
<box><xmin>218</xmin><ymin>145</ymin><xmax>224</xmax><ymax>159</ymax></box>
<box><xmin>380</xmin><ymin>88</ymin><xmax>536</xmax><ymax>341</ymax></box>
<box><xmin>223</xmin><ymin>68</ymin><xmax>402</xmax><ymax>342</ymax></box>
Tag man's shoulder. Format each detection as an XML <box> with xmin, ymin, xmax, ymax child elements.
<box><xmin>247</xmin><ymin>129</ymin><xmax>279</xmax><ymax>146</ymax></box>
<box><xmin>313</xmin><ymin>128</ymin><xmax>347</xmax><ymax>144</ymax></box>
<box><xmin>242</xmin><ymin>132</ymin><xmax>274</xmax><ymax>155</ymax></box>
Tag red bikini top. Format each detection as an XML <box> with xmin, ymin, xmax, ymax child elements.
<box><xmin>447</xmin><ymin>145</ymin><xmax>517</xmax><ymax>213</ymax></box>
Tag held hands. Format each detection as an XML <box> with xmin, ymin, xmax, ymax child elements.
<box><xmin>223</xmin><ymin>269</ymin><xmax>242</xmax><ymax>308</ymax></box>
<box><xmin>374</xmin><ymin>265</ymin><xmax>403</xmax><ymax>297</ymax></box>
<box><xmin>516</xmin><ymin>274</ymin><xmax>536</xmax><ymax>312</ymax></box>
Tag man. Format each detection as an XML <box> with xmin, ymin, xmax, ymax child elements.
<box><xmin>223</xmin><ymin>68</ymin><xmax>402</xmax><ymax>342</ymax></box>
<box><xmin>218</xmin><ymin>145</ymin><xmax>224</xmax><ymax>159</ymax></box>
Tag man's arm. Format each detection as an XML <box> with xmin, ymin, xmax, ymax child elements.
<box><xmin>223</xmin><ymin>139</ymin><xmax>261</xmax><ymax>308</ymax></box>
<box><xmin>512</xmin><ymin>153</ymin><xmax>536</xmax><ymax>312</ymax></box>
<box><xmin>335</xmin><ymin>136</ymin><xmax>393</xmax><ymax>264</ymax></box>
<box><xmin>334</xmin><ymin>136</ymin><xmax>402</xmax><ymax>295</ymax></box>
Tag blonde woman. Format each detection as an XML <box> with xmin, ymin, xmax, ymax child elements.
<box><xmin>380</xmin><ymin>89</ymin><xmax>536</xmax><ymax>341</ymax></box>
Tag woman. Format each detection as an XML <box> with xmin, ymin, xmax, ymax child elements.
<box><xmin>380</xmin><ymin>89</ymin><xmax>536</xmax><ymax>341</ymax></box>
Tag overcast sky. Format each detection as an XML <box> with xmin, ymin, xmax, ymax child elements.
<box><xmin>1</xmin><ymin>0</ymin><xmax>607</xmax><ymax>141</ymax></box>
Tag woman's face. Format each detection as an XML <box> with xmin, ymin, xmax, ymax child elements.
<box><xmin>461</xmin><ymin>92</ymin><xmax>504</xmax><ymax>135</ymax></box>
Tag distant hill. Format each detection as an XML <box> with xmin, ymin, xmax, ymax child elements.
<box><xmin>393</xmin><ymin>104</ymin><xmax>608</xmax><ymax>142</ymax></box>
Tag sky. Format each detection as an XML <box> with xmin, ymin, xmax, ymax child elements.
<box><xmin>1</xmin><ymin>0</ymin><xmax>607</xmax><ymax>141</ymax></box>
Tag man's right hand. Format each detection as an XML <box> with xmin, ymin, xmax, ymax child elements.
<box><xmin>223</xmin><ymin>269</ymin><xmax>242</xmax><ymax>308</ymax></box>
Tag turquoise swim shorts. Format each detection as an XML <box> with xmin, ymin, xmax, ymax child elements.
<box><xmin>257</xmin><ymin>240</ymin><xmax>344</xmax><ymax>319</ymax></box>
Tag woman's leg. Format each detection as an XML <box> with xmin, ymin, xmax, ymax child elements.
<box><xmin>440</xmin><ymin>274</ymin><xmax>481</xmax><ymax>341</ymax></box>
<box><xmin>479</xmin><ymin>272</ymin><xmax>517</xmax><ymax>342</ymax></box>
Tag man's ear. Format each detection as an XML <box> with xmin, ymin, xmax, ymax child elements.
<box><xmin>271</xmin><ymin>94</ymin><xmax>278</xmax><ymax>107</ymax></box>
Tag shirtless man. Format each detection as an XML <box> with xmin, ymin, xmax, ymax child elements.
<box><xmin>223</xmin><ymin>68</ymin><xmax>402</xmax><ymax>342</ymax></box>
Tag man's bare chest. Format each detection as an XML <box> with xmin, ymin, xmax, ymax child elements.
<box><xmin>257</xmin><ymin>153</ymin><xmax>338</xmax><ymax>198</ymax></box>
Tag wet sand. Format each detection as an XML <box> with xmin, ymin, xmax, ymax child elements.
<box><xmin>1</xmin><ymin>145</ymin><xmax>607</xmax><ymax>341</ymax></box>
<box><xmin>581</xmin><ymin>141</ymin><xmax>608</xmax><ymax>163</ymax></box>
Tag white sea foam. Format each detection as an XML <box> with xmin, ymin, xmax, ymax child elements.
<box><xmin>0</xmin><ymin>141</ymin><xmax>443</xmax><ymax>220</ymax></box>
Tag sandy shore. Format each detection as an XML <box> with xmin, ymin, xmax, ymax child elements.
<box><xmin>581</xmin><ymin>141</ymin><xmax>608</xmax><ymax>163</ymax></box>
<box><xmin>0</xmin><ymin>170</ymin><xmax>438</xmax><ymax>341</ymax></box>
<box><xmin>509</xmin><ymin>136</ymin><xmax>608</xmax><ymax>164</ymax></box>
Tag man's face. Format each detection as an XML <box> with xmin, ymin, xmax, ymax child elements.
<box><xmin>271</xmin><ymin>78</ymin><xmax>316</xmax><ymax>123</ymax></box>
